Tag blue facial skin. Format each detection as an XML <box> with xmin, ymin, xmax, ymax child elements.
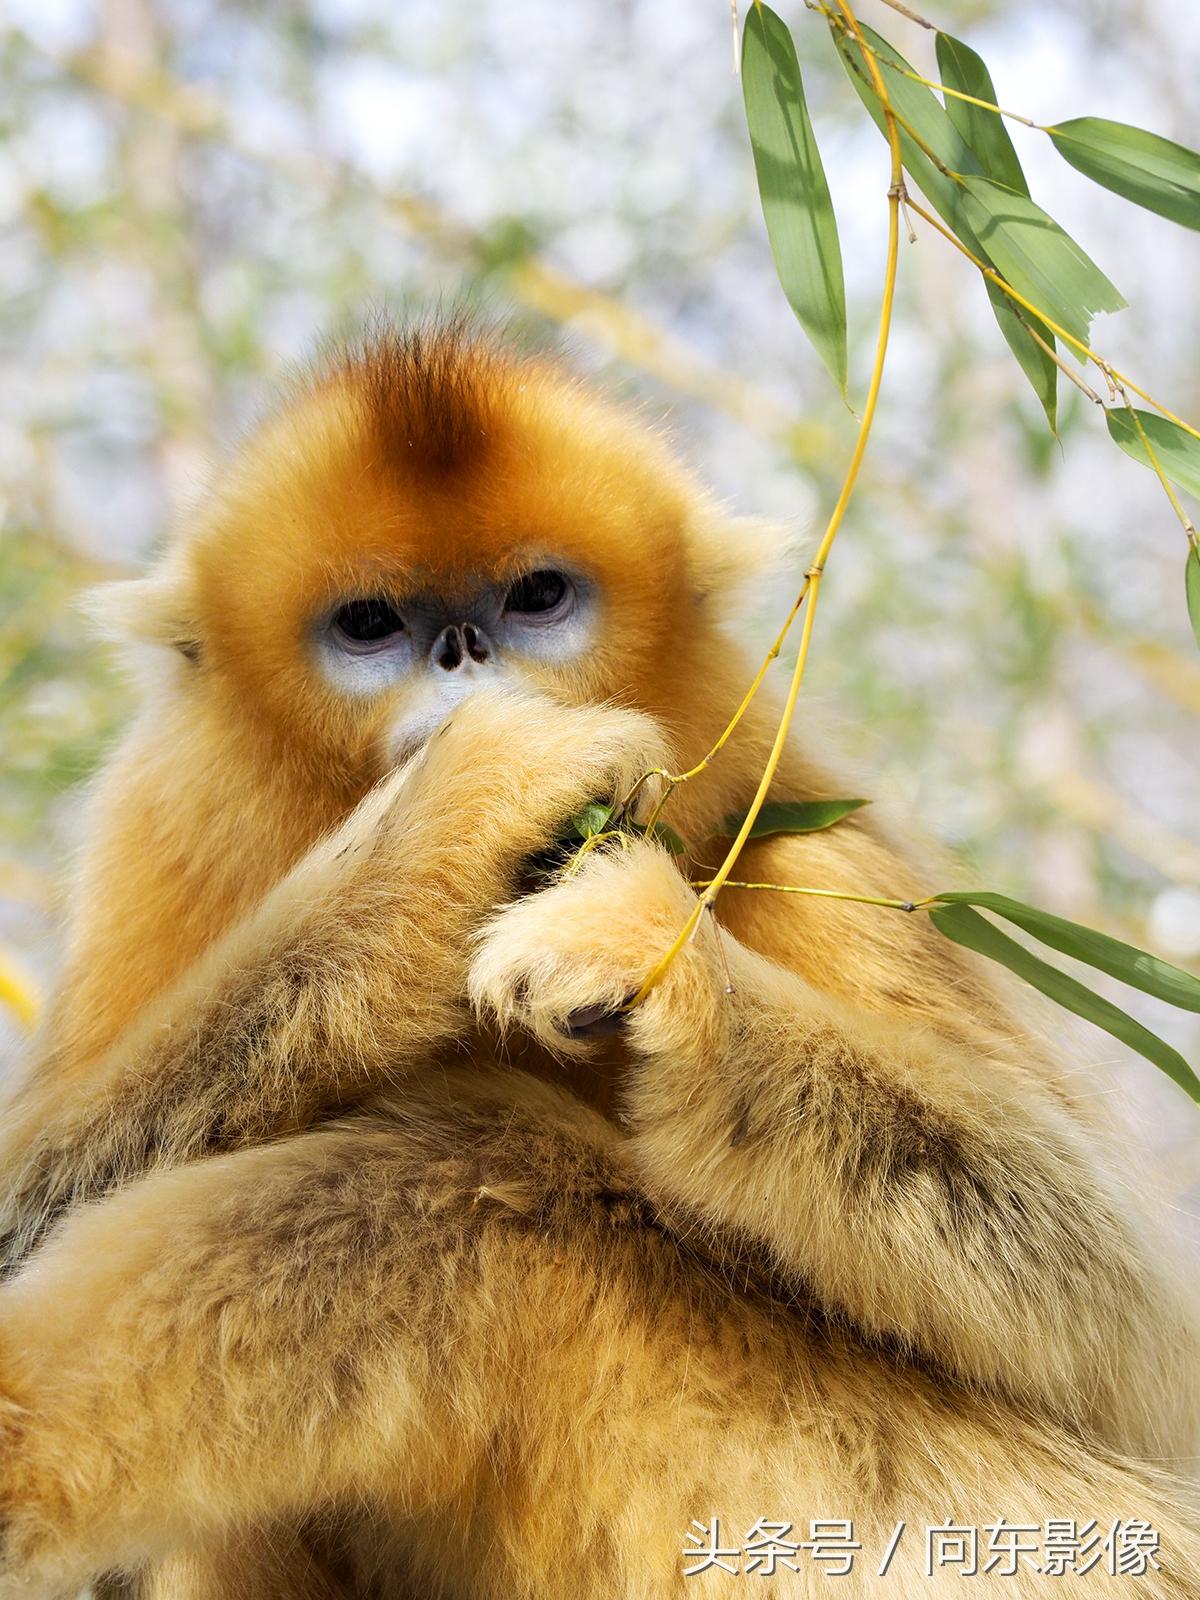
<box><xmin>312</xmin><ymin>561</ymin><xmax>599</xmax><ymax>761</ymax></box>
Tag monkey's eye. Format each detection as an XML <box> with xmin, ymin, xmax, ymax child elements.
<box><xmin>331</xmin><ymin>598</ymin><xmax>407</xmax><ymax>651</ymax></box>
<box><xmin>503</xmin><ymin>570</ymin><xmax>570</xmax><ymax>618</ymax></box>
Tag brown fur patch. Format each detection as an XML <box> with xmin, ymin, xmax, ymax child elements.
<box><xmin>333</xmin><ymin>320</ymin><xmax>512</xmax><ymax>480</ymax></box>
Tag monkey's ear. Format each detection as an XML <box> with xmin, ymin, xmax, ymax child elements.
<box><xmin>80</xmin><ymin>571</ymin><xmax>204</xmax><ymax>665</ymax></box>
<box><xmin>685</xmin><ymin>514</ymin><xmax>803</xmax><ymax>616</ymax></box>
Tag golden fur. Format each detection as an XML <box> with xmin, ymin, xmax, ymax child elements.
<box><xmin>0</xmin><ymin>323</ymin><xmax>1197</xmax><ymax>1597</ymax></box>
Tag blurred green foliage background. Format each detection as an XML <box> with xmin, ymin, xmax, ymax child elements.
<box><xmin>1</xmin><ymin>0</ymin><xmax>1198</xmax><ymax>1199</ymax></box>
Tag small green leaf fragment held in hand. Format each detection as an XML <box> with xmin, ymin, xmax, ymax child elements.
<box><xmin>722</xmin><ymin>797</ymin><xmax>868</xmax><ymax>840</ymax></box>
<box><xmin>1048</xmin><ymin>118</ymin><xmax>1200</xmax><ymax>233</ymax></box>
<box><xmin>570</xmin><ymin>802</ymin><xmax>615</xmax><ymax>840</ymax></box>
<box><xmin>928</xmin><ymin>897</ymin><xmax>1200</xmax><ymax>1104</ymax></box>
<box><xmin>562</xmin><ymin>804</ymin><xmax>689</xmax><ymax>859</ymax></box>
<box><xmin>742</xmin><ymin>3</ymin><xmax>847</xmax><ymax>399</ymax></box>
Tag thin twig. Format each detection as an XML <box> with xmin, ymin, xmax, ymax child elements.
<box><xmin>706</xmin><ymin>904</ymin><xmax>738</xmax><ymax>994</ymax></box>
<box><xmin>692</xmin><ymin>881</ymin><xmax>926</xmax><ymax>912</ymax></box>
<box><xmin>877</xmin><ymin>0</ymin><xmax>934</xmax><ymax>28</ymax></box>
<box><xmin>1024</xmin><ymin>321</ymin><xmax>1105</xmax><ymax>408</ymax></box>
<box><xmin>1120</xmin><ymin>394</ymin><xmax>1199</xmax><ymax>544</ymax></box>
<box><xmin>626</xmin><ymin>0</ymin><xmax>906</xmax><ymax>1008</ymax></box>
<box><xmin>825</xmin><ymin>9</ymin><xmax>963</xmax><ymax>183</ymax></box>
<box><xmin>619</xmin><ymin>571</ymin><xmax>815</xmax><ymax>823</ymax></box>
<box><xmin>858</xmin><ymin>36</ymin><xmax>1041</xmax><ymax>129</ymax></box>
<box><xmin>901</xmin><ymin>192</ymin><xmax>1200</xmax><ymax>446</ymax></box>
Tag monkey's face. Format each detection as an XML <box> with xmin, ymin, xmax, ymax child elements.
<box><xmin>313</xmin><ymin>560</ymin><xmax>601</xmax><ymax>765</ymax></box>
<box><xmin>161</xmin><ymin>332</ymin><xmax>744</xmax><ymax>792</ymax></box>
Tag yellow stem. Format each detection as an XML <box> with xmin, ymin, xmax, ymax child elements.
<box><xmin>891</xmin><ymin>68</ymin><xmax>1040</xmax><ymax>130</ymax></box>
<box><xmin>823</xmin><ymin>13</ymin><xmax>1040</xmax><ymax>130</ymax></box>
<box><xmin>620</xmin><ymin>571</ymin><xmax>817</xmax><ymax>831</ymax></box>
<box><xmin>1121</xmin><ymin>396</ymin><xmax>1199</xmax><ymax>542</ymax></box>
<box><xmin>562</xmin><ymin>829</ymin><xmax>620</xmax><ymax>878</ymax></box>
<box><xmin>693</xmin><ymin>880</ymin><xmax>929</xmax><ymax>911</ymax></box>
<box><xmin>902</xmin><ymin>192</ymin><xmax>1200</xmax><ymax>446</ymax></box>
<box><xmin>625</xmin><ymin>0</ymin><xmax>905</xmax><ymax>1009</ymax></box>
<box><xmin>1023</xmin><ymin>321</ymin><xmax>1105</xmax><ymax>408</ymax></box>
<box><xmin>823</xmin><ymin>8</ymin><xmax>962</xmax><ymax>184</ymax></box>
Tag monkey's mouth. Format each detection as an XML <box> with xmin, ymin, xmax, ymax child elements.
<box><xmin>385</xmin><ymin>676</ymin><xmax>507</xmax><ymax>771</ymax></box>
<box><xmin>385</xmin><ymin>699</ymin><xmax>462</xmax><ymax>769</ymax></box>
<box><xmin>389</xmin><ymin>721</ymin><xmax>439</xmax><ymax>768</ymax></box>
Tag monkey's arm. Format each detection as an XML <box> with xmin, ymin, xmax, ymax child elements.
<box><xmin>0</xmin><ymin>692</ymin><xmax>666</xmax><ymax>1271</ymax></box>
<box><xmin>0</xmin><ymin>1082</ymin><xmax>549</xmax><ymax>1598</ymax></box>
<box><xmin>470</xmin><ymin>842</ymin><xmax>1198</xmax><ymax>1463</ymax></box>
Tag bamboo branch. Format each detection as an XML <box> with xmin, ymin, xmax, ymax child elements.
<box><xmin>627</xmin><ymin>0</ymin><xmax>907</xmax><ymax>1007</ymax></box>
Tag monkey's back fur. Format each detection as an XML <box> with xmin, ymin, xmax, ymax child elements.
<box><xmin>0</xmin><ymin>322</ymin><xmax>1196</xmax><ymax>1598</ymax></box>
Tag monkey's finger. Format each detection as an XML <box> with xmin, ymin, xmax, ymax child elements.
<box><xmin>560</xmin><ymin>997</ymin><xmax>636</xmax><ymax>1040</ymax></box>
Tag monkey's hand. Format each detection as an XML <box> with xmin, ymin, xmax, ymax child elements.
<box><xmin>470</xmin><ymin>838</ymin><xmax>1199</xmax><ymax>1464</ymax></box>
<box><xmin>469</xmin><ymin>836</ymin><xmax>726</xmax><ymax>1057</ymax></box>
<box><xmin>0</xmin><ymin>689</ymin><xmax>669</xmax><ymax>1274</ymax></box>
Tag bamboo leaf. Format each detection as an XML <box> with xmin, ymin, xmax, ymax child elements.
<box><xmin>958</xmin><ymin>175</ymin><xmax>1126</xmax><ymax>354</ymax></box>
<box><xmin>1105</xmin><ymin>408</ymin><xmax>1200</xmax><ymax>500</ymax></box>
<box><xmin>634</xmin><ymin>820</ymin><xmax>690</xmax><ymax>857</ymax></box>
<box><xmin>843</xmin><ymin>27</ymin><xmax>1123</xmax><ymax>358</ymax></box>
<box><xmin>1188</xmin><ymin>545</ymin><xmax>1200</xmax><ymax>651</ymax></box>
<box><xmin>834</xmin><ymin>24</ymin><xmax>1056</xmax><ymax>424</ymax></box>
<box><xmin>935</xmin><ymin>34</ymin><xmax>1028</xmax><ymax>196</ymax></box>
<box><xmin>931</xmin><ymin>34</ymin><xmax>1055</xmax><ymax>429</ymax></box>
<box><xmin>570</xmin><ymin>802</ymin><xmax>616</xmax><ymax>840</ymax></box>
<box><xmin>1048</xmin><ymin>118</ymin><xmax>1200</xmax><ymax>233</ymax></box>
<box><xmin>722</xmin><ymin>797</ymin><xmax>868</xmax><ymax>839</ymax></box>
<box><xmin>833</xmin><ymin>22</ymin><xmax>981</xmax><ymax>242</ymax></box>
<box><xmin>929</xmin><ymin>903</ymin><xmax>1200</xmax><ymax>1104</ymax></box>
<box><xmin>985</xmin><ymin>280</ymin><xmax>1057</xmax><ymax>434</ymax></box>
<box><xmin>742</xmin><ymin>4</ymin><xmax>847</xmax><ymax>398</ymax></box>
<box><xmin>932</xmin><ymin>35</ymin><xmax>1057</xmax><ymax>429</ymax></box>
<box><xmin>933</xmin><ymin>891</ymin><xmax>1200</xmax><ymax>1012</ymax></box>
<box><xmin>564</xmin><ymin>804</ymin><xmax>689</xmax><ymax>858</ymax></box>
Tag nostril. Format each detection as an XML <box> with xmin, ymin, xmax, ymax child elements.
<box><xmin>462</xmin><ymin>623</ymin><xmax>490</xmax><ymax>664</ymax></box>
<box><xmin>434</xmin><ymin>625</ymin><xmax>464</xmax><ymax>671</ymax></box>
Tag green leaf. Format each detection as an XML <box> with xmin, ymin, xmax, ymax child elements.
<box><xmin>565</xmin><ymin>805</ymin><xmax>689</xmax><ymax>857</ymax></box>
<box><xmin>722</xmin><ymin>797</ymin><xmax>868</xmax><ymax>839</ymax></box>
<box><xmin>1105</xmin><ymin>408</ymin><xmax>1200</xmax><ymax>500</ymax></box>
<box><xmin>1047</xmin><ymin>117</ymin><xmax>1200</xmax><ymax>233</ymax></box>
<box><xmin>569</xmin><ymin>802</ymin><xmax>615</xmax><ymax>840</ymax></box>
<box><xmin>929</xmin><ymin>903</ymin><xmax>1200</xmax><ymax>1104</ymax></box>
<box><xmin>958</xmin><ymin>175</ymin><xmax>1125</xmax><ymax>355</ymax></box>
<box><xmin>1187</xmin><ymin>545</ymin><xmax>1200</xmax><ymax>651</ymax></box>
<box><xmin>833</xmin><ymin>23</ymin><xmax>1057</xmax><ymax>425</ymax></box>
<box><xmin>985</xmin><ymin>280</ymin><xmax>1057</xmax><ymax>434</ymax></box>
<box><xmin>935</xmin><ymin>34</ymin><xmax>1028</xmax><ymax>196</ymax></box>
<box><xmin>634</xmin><ymin>819</ymin><xmax>690</xmax><ymax>857</ymax></box>
<box><xmin>742</xmin><ymin>4</ymin><xmax>847</xmax><ymax>398</ymax></box>
<box><xmin>832</xmin><ymin>22</ymin><xmax>980</xmax><ymax>241</ymax></box>
<box><xmin>933</xmin><ymin>891</ymin><xmax>1200</xmax><ymax>1013</ymax></box>
<box><xmin>933</xmin><ymin>34</ymin><xmax>1057</xmax><ymax>430</ymax></box>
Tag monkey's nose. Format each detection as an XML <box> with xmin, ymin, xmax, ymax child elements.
<box><xmin>432</xmin><ymin>623</ymin><xmax>491</xmax><ymax>671</ymax></box>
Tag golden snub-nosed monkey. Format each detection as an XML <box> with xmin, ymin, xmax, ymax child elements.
<box><xmin>0</xmin><ymin>322</ymin><xmax>1196</xmax><ymax>1599</ymax></box>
